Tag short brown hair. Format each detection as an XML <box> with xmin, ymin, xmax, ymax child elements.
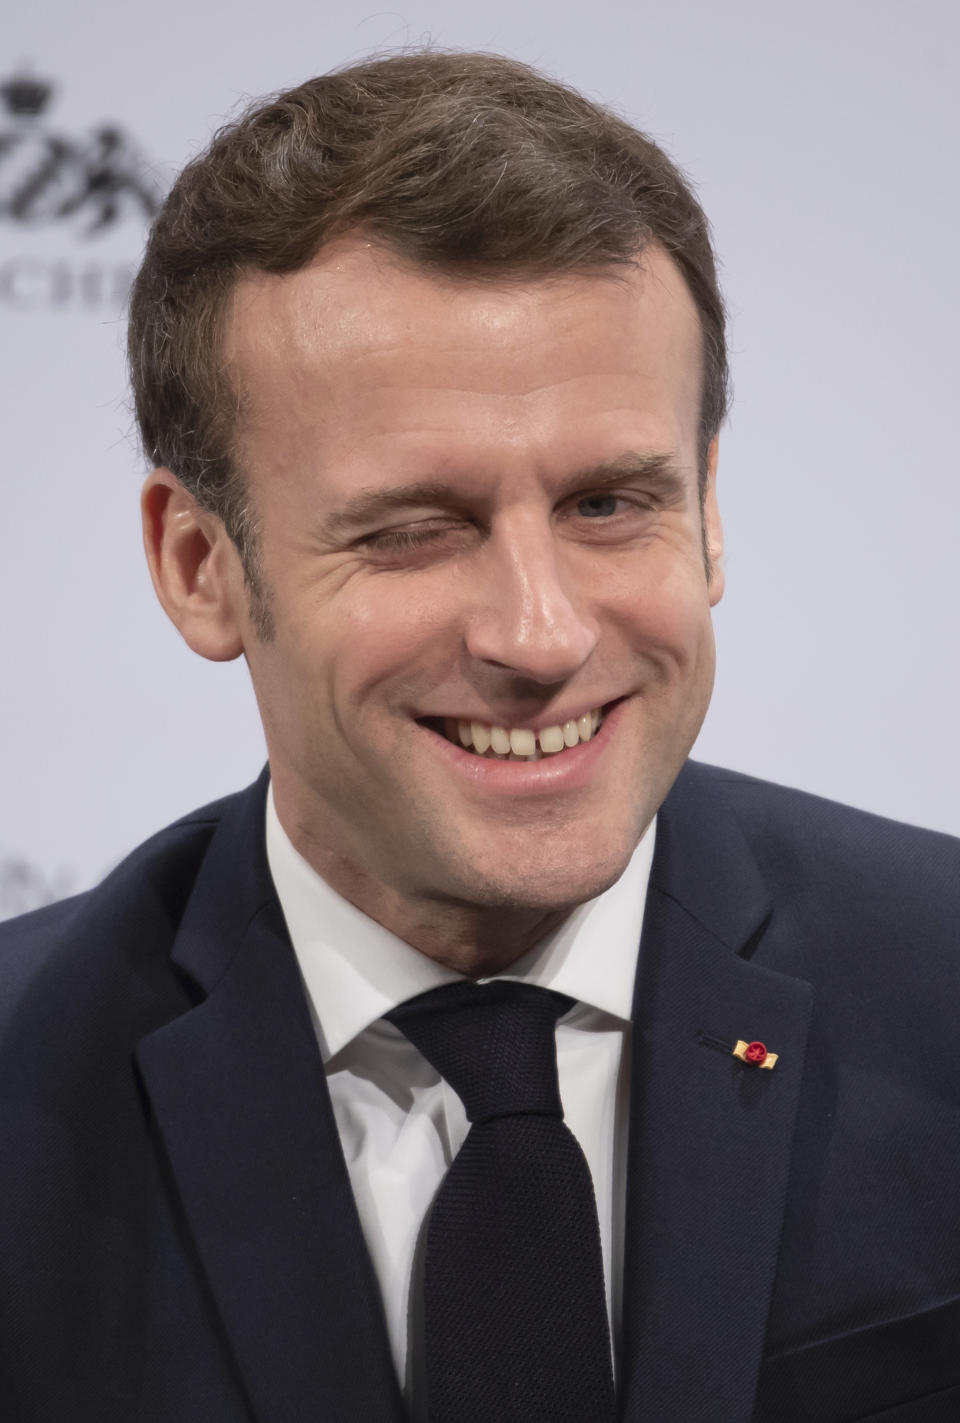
<box><xmin>129</xmin><ymin>50</ymin><xmax>728</xmax><ymax>577</ymax></box>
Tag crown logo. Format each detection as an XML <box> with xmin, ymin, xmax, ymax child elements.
<box><xmin>1</xmin><ymin>72</ymin><xmax>53</xmax><ymax>118</ymax></box>
<box><xmin>0</xmin><ymin>69</ymin><xmax>163</xmax><ymax>236</ymax></box>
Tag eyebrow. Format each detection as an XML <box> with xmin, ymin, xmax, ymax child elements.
<box><xmin>322</xmin><ymin>451</ymin><xmax>689</xmax><ymax>537</ymax></box>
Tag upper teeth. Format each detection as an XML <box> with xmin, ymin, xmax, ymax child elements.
<box><xmin>444</xmin><ymin>708</ymin><xmax>603</xmax><ymax>759</ymax></box>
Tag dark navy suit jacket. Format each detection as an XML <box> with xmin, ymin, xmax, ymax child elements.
<box><xmin>2</xmin><ymin>761</ymin><xmax>960</xmax><ymax>1422</ymax></box>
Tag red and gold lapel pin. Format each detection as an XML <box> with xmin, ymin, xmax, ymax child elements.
<box><xmin>733</xmin><ymin>1039</ymin><xmax>778</xmax><ymax>1070</ymax></box>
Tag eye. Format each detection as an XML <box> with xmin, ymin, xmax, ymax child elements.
<box><xmin>576</xmin><ymin>493</ymin><xmax>622</xmax><ymax>519</ymax></box>
<box><xmin>359</xmin><ymin>490</ymin><xmax>655</xmax><ymax>557</ymax></box>
<box><xmin>362</xmin><ymin>525</ymin><xmax>448</xmax><ymax>552</ymax></box>
<box><xmin>568</xmin><ymin>491</ymin><xmax>655</xmax><ymax>527</ymax></box>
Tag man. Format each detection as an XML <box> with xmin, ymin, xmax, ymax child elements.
<box><xmin>2</xmin><ymin>50</ymin><xmax>958</xmax><ymax>1423</ymax></box>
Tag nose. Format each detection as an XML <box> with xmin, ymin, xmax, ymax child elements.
<box><xmin>463</xmin><ymin>514</ymin><xmax>600</xmax><ymax>683</ymax></box>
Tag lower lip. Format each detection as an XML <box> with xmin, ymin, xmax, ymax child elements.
<box><xmin>412</xmin><ymin>698</ymin><xmax>628</xmax><ymax>797</ymax></box>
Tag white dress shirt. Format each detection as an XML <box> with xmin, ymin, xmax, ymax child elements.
<box><xmin>265</xmin><ymin>783</ymin><xmax>655</xmax><ymax>1393</ymax></box>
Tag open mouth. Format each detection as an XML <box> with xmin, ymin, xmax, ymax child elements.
<box><xmin>416</xmin><ymin>699</ymin><xmax>623</xmax><ymax>762</ymax></box>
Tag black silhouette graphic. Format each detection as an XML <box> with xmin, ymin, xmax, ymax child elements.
<box><xmin>0</xmin><ymin>70</ymin><xmax>163</xmax><ymax>236</ymax></box>
<box><xmin>0</xmin><ymin>856</ymin><xmax>73</xmax><ymax>920</ymax></box>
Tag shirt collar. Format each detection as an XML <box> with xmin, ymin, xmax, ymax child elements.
<box><xmin>266</xmin><ymin>781</ymin><xmax>655</xmax><ymax>1062</ymax></box>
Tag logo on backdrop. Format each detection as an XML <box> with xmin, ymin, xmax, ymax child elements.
<box><xmin>0</xmin><ymin>856</ymin><xmax>74</xmax><ymax>921</ymax></box>
<box><xmin>0</xmin><ymin>69</ymin><xmax>166</xmax><ymax>310</ymax></box>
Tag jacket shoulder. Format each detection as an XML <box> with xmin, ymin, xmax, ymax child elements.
<box><xmin>0</xmin><ymin>782</ymin><xmax>252</xmax><ymax>1026</ymax></box>
<box><xmin>681</xmin><ymin>760</ymin><xmax>960</xmax><ymax>970</ymax></box>
<box><xmin>693</xmin><ymin>760</ymin><xmax>959</xmax><ymax>888</ymax></box>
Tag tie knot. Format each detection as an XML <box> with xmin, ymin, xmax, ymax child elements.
<box><xmin>387</xmin><ymin>980</ymin><xmax>572</xmax><ymax>1124</ymax></box>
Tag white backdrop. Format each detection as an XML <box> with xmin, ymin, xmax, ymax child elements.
<box><xmin>2</xmin><ymin>0</ymin><xmax>958</xmax><ymax>917</ymax></box>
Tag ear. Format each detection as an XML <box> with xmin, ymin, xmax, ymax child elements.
<box><xmin>703</xmin><ymin>436</ymin><xmax>725</xmax><ymax>607</ymax></box>
<box><xmin>141</xmin><ymin>468</ymin><xmax>245</xmax><ymax>661</ymax></box>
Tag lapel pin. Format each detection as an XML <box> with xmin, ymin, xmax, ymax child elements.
<box><xmin>733</xmin><ymin>1039</ymin><xmax>778</xmax><ymax>1070</ymax></box>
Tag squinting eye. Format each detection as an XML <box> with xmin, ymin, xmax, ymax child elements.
<box><xmin>363</xmin><ymin>525</ymin><xmax>449</xmax><ymax>552</ymax></box>
<box><xmin>362</xmin><ymin>492</ymin><xmax>650</xmax><ymax>555</ymax></box>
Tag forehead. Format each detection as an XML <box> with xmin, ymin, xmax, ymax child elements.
<box><xmin>224</xmin><ymin>236</ymin><xmax>704</xmax><ymax>477</ymax></box>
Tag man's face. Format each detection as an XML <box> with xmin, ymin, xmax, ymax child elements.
<box><xmin>225</xmin><ymin>237</ymin><xmax>723</xmax><ymax>921</ymax></box>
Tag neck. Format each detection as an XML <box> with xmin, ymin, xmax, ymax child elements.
<box><xmin>374</xmin><ymin>902</ymin><xmax>573</xmax><ymax>978</ymax></box>
<box><xmin>283</xmin><ymin>820</ymin><xmax>573</xmax><ymax>978</ymax></box>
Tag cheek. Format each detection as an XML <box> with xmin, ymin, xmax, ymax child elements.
<box><xmin>612</xmin><ymin>558</ymin><xmax>714</xmax><ymax>666</ymax></box>
<box><xmin>344</xmin><ymin>577</ymin><xmax>451</xmax><ymax>640</ymax></box>
<box><xmin>294</xmin><ymin>581</ymin><xmax>456</xmax><ymax>730</ymax></box>
<box><xmin>335</xmin><ymin>584</ymin><xmax>448</xmax><ymax>675</ymax></box>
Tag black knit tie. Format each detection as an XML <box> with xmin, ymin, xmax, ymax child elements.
<box><xmin>388</xmin><ymin>980</ymin><xmax>616</xmax><ymax>1423</ymax></box>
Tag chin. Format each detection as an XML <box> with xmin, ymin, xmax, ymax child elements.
<box><xmin>463</xmin><ymin>841</ymin><xmax>636</xmax><ymax>914</ymax></box>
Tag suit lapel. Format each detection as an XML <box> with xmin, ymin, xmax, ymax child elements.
<box><xmin>134</xmin><ymin>761</ymin><xmax>811</xmax><ymax>1422</ymax></box>
<box><xmin>619</xmin><ymin>765</ymin><xmax>813</xmax><ymax>1423</ymax></box>
<box><xmin>135</xmin><ymin>772</ymin><xmax>404</xmax><ymax>1423</ymax></box>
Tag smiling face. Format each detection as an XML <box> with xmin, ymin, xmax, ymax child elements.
<box><xmin>210</xmin><ymin>236</ymin><xmax>723</xmax><ymax>958</ymax></box>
